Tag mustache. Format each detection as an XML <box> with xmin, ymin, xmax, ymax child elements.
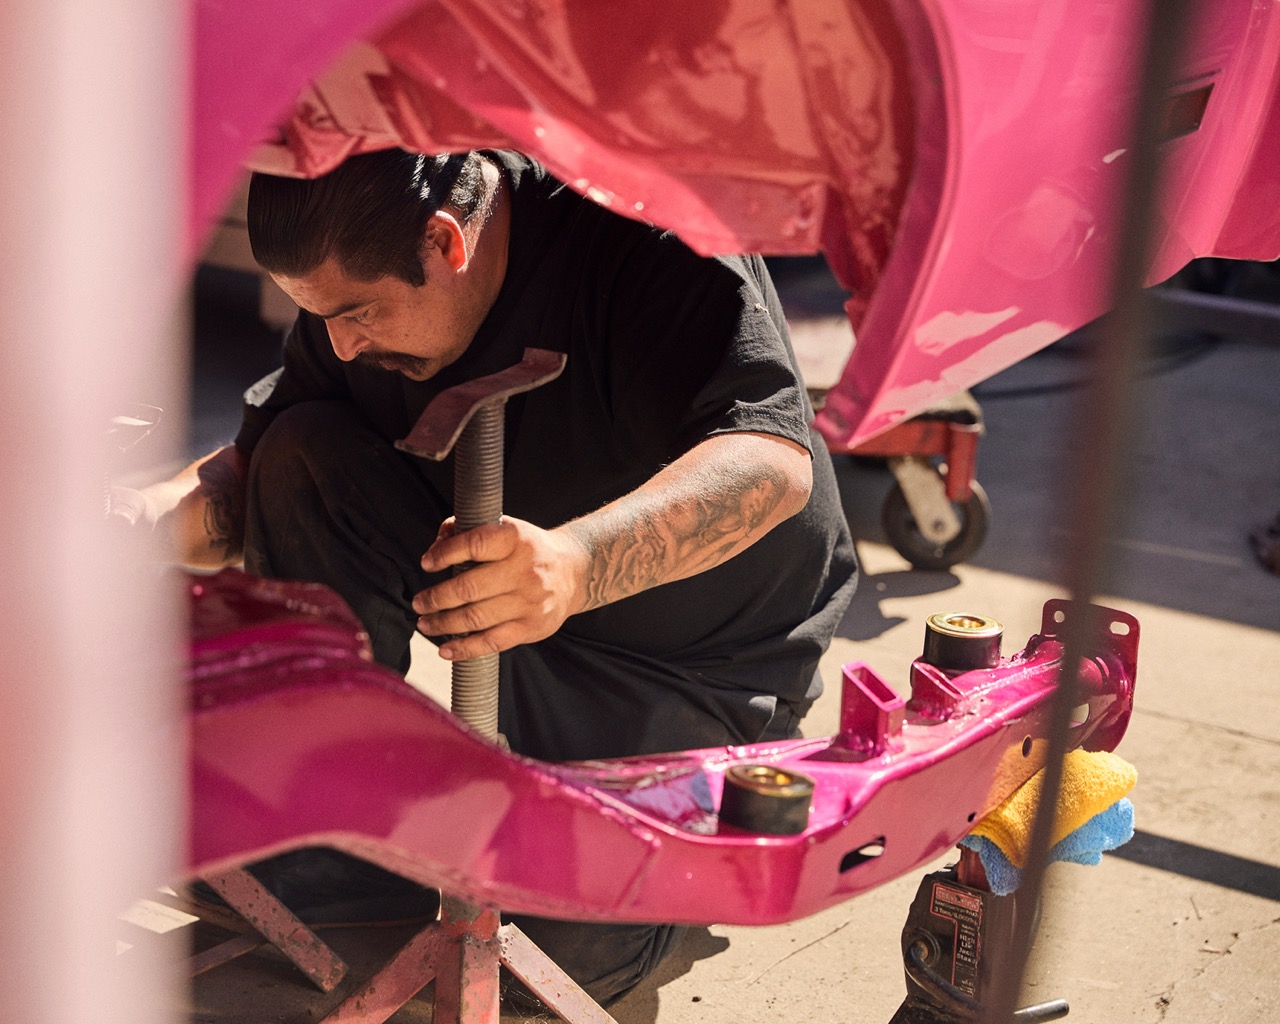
<box><xmin>355</xmin><ymin>351</ymin><xmax>433</xmax><ymax>377</ymax></box>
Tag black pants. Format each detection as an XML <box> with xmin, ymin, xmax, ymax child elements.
<box><xmin>242</xmin><ymin>400</ymin><xmax>810</xmax><ymax>1003</ymax></box>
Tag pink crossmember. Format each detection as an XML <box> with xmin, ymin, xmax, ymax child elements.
<box><xmin>185</xmin><ymin>568</ymin><xmax>1137</xmax><ymax>928</ymax></box>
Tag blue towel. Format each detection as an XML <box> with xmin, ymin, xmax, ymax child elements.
<box><xmin>959</xmin><ymin>798</ymin><xmax>1135</xmax><ymax>896</ymax></box>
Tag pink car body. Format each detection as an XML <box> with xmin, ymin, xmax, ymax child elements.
<box><xmin>193</xmin><ymin>0</ymin><xmax>1280</xmax><ymax>445</ymax></box>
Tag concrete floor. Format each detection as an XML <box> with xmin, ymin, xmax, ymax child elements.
<box><xmin>168</xmin><ymin>263</ymin><xmax>1279</xmax><ymax>1022</ymax></box>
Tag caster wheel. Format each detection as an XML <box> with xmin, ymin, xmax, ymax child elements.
<box><xmin>881</xmin><ymin>480</ymin><xmax>990</xmax><ymax>570</ymax></box>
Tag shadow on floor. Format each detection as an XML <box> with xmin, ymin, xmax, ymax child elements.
<box><xmin>1108</xmin><ymin>830</ymin><xmax>1280</xmax><ymax>902</ymax></box>
<box><xmin>607</xmin><ymin>928</ymin><xmax>732</xmax><ymax>1024</ymax></box>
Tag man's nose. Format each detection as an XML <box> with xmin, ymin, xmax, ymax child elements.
<box><xmin>327</xmin><ymin>320</ymin><xmax>369</xmax><ymax>362</ymax></box>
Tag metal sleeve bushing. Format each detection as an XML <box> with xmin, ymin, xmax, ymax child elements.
<box><xmin>920</xmin><ymin>612</ymin><xmax>1004</xmax><ymax>672</ymax></box>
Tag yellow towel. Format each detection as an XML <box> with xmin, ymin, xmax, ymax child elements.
<box><xmin>971</xmin><ymin>750</ymin><xmax>1137</xmax><ymax>869</ymax></box>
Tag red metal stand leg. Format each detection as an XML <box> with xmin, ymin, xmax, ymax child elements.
<box><xmin>320</xmin><ymin>920</ymin><xmax>444</xmax><ymax>1022</ymax></box>
<box><xmin>501</xmin><ymin>924</ymin><xmax>620</xmax><ymax>1024</ymax></box>
<box><xmin>318</xmin><ymin>894</ymin><xmax>619</xmax><ymax>1024</ymax></box>
<box><xmin>433</xmin><ymin>900</ymin><xmax>502</xmax><ymax>1024</ymax></box>
<box><xmin>202</xmin><ymin>867</ymin><xmax>348</xmax><ymax>992</ymax></box>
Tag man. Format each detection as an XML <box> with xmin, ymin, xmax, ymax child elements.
<box><xmin>134</xmin><ymin>148</ymin><xmax>857</xmax><ymax>1004</ymax></box>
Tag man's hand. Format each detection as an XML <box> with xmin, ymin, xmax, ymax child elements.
<box><xmin>413</xmin><ymin>516</ymin><xmax>591</xmax><ymax>661</ymax></box>
<box><xmin>106</xmin><ymin>484</ymin><xmax>167</xmax><ymax>565</ymax></box>
<box><xmin>108</xmin><ymin>484</ymin><xmax>161</xmax><ymax>531</ymax></box>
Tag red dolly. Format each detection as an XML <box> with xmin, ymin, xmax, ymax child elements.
<box><xmin>832</xmin><ymin>390</ymin><xmax>989</xmax><ymax>571</ymax></box>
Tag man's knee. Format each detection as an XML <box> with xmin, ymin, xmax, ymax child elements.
<box><xmin>247</xmin><ymin>400</ymin><xmax>372</xmax><ymax>512</ymax></box>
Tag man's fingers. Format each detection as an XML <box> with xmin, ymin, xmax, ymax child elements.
<box><xmin>108</xmin><ymin>485</ymin><xmax>158</xmax><ymax>529</ymax></box>
<box><xmin>435</xmin><ymin>517</ymin><xmax>458</xmax><ymax>542</ymax></box>
<box><xmin>435</xmin><ymin>623</ymin><xmax>525</xmax><ymax>662</ymax></box>
<box><xmin>416</xmin><ymin>591</ymin><xmax>513</xmax><ymax>637</ymax></box>
<box><xmin>421</xmin><ymin>520</ymin><xmax>511</xmax><ymax>571</ymax></box>
<box><xmin>412</xmin><ymin>564</ymin><xmax>497</xmax><ymax>614</ymax></box>
<box><xmin>413</xmin><ymin>593</ymin><xmax>531</xmax><ymax>661</ymax></box>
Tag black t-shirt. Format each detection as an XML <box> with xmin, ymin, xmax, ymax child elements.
<box><xmin>236</xmin><ymin>152</ymin><xmax>856</xmax><ymax>705</ymax></box>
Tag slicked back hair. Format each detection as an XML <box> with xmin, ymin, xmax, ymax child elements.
<box><xmin>246</xmin><ymin>149</ymin><xmax>487</xmax><ymax>287</ymax></box>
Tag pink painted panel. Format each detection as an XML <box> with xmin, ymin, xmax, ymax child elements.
<box><xmin>192</xmin><ymin>0</ymin><xmax>1280</xmax><ymax>447</ymax></box>
<box><xmin>187</xmin><ymin>571</ymin><xmax>1137</xmax><ymax>926</ymax></box>
<box><xmin>817</xmin><ymin>0</ymin><xmax>1280</xmax><ymax>447</ymax></box>
<box><xmin>190</xmin><ymin>0</ymin><xmax>423</xmax><ymax>262</ymax></box>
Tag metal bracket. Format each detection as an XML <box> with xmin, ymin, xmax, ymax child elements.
<box><xmin>888</xmin><ymin>456</ymin><xmax>961</xmax><ymax>544</ymax></box>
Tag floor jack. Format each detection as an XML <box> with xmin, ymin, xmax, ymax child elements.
<box><xmin>835</xmin><ymin>391</ymin><xmax>988</xmax><ymax>571</ymax></box>
<box><xmin>888</xmin><ymin>848</ymin><xmax>1069</xmax><ymax>1024</ymax></box>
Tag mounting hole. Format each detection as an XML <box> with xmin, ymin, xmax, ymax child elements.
<box><xmin>1021</xmin><ymin>736</ymin><xmax>1033</xmax><ymax>757</ymax></box>
<box><xmin>1110</xmin><ymin>620</ymin><xmax>1131</xmax><ymax>636</ymax></box>
<box><xmin>840</xmin><ymin>838</ymin><xmax>886</xmax><ymax>873</ymax></box>
<box><xmin>1053</xmin><ymin>609</ymin><xmax>1067</xmax><ymax>624</ymax></box>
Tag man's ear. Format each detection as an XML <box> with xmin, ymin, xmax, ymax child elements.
<box><xmin>423</xmin><ymin>211</ymin><xmax>469</xmax><ymax>272</ymax></box>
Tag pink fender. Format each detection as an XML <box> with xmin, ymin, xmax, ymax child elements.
<box><xmin>193</xmin><ymin>0</ymin><xmax>1280</xmax><ymax>444</ymax></box>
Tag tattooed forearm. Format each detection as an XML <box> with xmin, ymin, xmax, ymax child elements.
<box><xmin>566</xmin><ymin>458</ymin><xmax>792</xmax><ymax>611</ymax></box>
<box><xmin>196</xmin><ymin>454</ymin><xmax>246</xmax><ymax>559</ymax></box>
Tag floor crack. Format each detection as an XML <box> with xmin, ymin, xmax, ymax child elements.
<box><xmin>1150</xmin><ymin>915</ymin><xmax>1280</xmax><ymax>1018</ymax></box>
<box><xmin>1132</xmin><ymin>707</ymin><xmax>1280</xmax><ymax>747</ymax></box>
<box><xmin>743</xmin><ymin>918</ymin><xmax>854</xmax><ymax>986</ymax></box>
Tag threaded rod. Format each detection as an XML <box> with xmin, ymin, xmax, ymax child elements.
<box><xmin>450</xmin><ymin>401</ymin><xmax>505</xmax><ymax>737</ymax></box>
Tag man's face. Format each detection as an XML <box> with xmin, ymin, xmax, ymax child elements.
<box><xmin>271</xmin><ymin>251</ymin><xmax>477</xmax><ymax>382</ymax></box>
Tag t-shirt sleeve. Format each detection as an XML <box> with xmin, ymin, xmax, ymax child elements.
<box><xmin>234</xmin><ymin>312</ymin><xmax>349</xmax><ymax>455</ymax></box>
<box><xmin>601</xmin><ymin>231</ymin><xmax>813</xmax><ymax>465</ymax></box>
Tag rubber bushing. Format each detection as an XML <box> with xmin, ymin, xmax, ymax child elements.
<box><xmin>719</xmin><ymin>764</ymin><xmax>815</xmax><ymax>835</ymax></box>
<box><xmin>921</xmin><ymin>612</ymin><xmax>1004</xmax><ymax>672</ymax></box>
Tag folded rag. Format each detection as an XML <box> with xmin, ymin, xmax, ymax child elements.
<box><xmin>957</xmin><ymin>749</ymin><xmax>1138</xmax><ymax>895</ymax></box>
<box><xmin>960</xmin><ymin>798</ymin><xmax>1135</xmax><ymax>895</ymax></box>
<box><xmin>969</xmin><ymin>749</ymin><xmax>1137</xmax><ymax>868</ymax></box>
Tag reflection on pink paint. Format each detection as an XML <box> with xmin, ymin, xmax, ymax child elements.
<box><xmin>913</xmin><ymin>308</ymin><xmax>1020</xmax><ymax>356</ymax></box>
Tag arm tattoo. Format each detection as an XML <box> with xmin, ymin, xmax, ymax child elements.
<box><xmin>568</xmin><ymin>462</ymin><xmax>790</xmax><ymax>611</ymax></box>
<box><xmin>196</xmin><ymin>455</ymin><xmax>246</xmax><ymax>559</ymax></box>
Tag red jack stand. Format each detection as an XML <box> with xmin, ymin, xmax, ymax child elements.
<box><xmin>312</xmin><ymin>348</ymin><xmax>617</xmax><ymax>1022</ymax></box>
<box><xmin>317</xmin><ymin>350</ymin><xmax>615</xmax><ymax>1021</ymax></box>
<box><xmin>319</xmin><ymin>896</ymin><xmax>616</xmax><ymax>1023</ymax></box>
<box><xmin>189</xmin><ymin>870</ymin><xmax>618</xmax><ymax>1023</ymax></box>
